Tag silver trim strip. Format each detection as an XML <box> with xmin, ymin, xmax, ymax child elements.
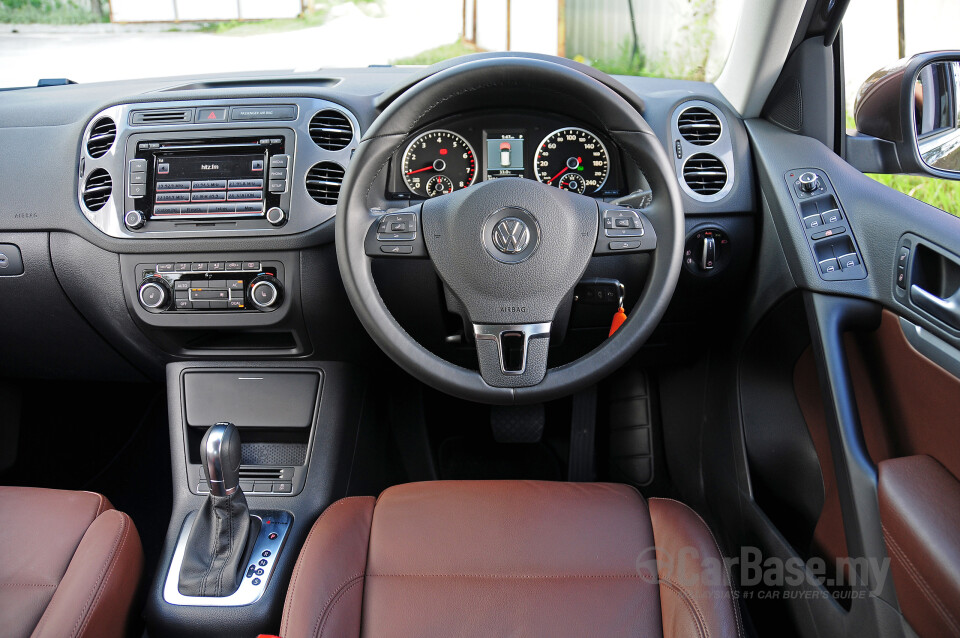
<box><xmin>162</xmin><ymin>509</ymin><xmax>293</xmax><ymax>607</ymax></box>
<box><xmin>473</xmin><ymin>322</ymin><xmax>551</xmax><ymax>375</ymax></box>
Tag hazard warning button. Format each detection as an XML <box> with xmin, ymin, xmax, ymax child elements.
<box><xmin>196</xmin><ymin>108</ymin><xmax>227</xmax><ymax>122</ymax></box>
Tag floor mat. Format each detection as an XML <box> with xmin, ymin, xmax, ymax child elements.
<box><xmin>438</xmin><ymin>435</ymin><xmax>562</xmax><ymax>480</ymax></box>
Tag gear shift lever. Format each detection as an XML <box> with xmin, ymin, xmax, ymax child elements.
<box><xmin>178</xmin><ymin>422</ymin><xmax>253</xmax><ymax>597</ymax></box>
<box><xmin>201</xmin><ymin>422</ymin><xmax>242</xmax><ymax>497</ymax></box>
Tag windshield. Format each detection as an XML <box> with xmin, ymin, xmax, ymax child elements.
<box><xmin>0</xmin><ymin>0</ymin><xmax>745</xmax><ymax>88</ymax></box>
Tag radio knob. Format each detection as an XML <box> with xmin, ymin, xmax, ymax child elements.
<box><xmin>125</xmin><ymin>210</ymin><xmax>145</xmax><ymax>230</ymax></box>
<box><xmin>248</xmin><ymin>274</ymin><xmax>282</xmax><ymax>310</ymax></box>
<box><xmin>138</xmin><ymin>276</ymin><xmax>171</xmax><ymax>310</ymax></box>
<box><xmin>266</xmin><ymin>207</ymin><xmax>287</xmax><ymax>226</ymax></box>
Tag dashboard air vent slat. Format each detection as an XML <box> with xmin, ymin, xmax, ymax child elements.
<box><xmin>683</xmin><ymin>154</ymin><xmax>727</xmax><ymax>196</ymax></box>
<box><xmin>86</xmin><ymin>117</ymin><xmax>116</xmax><ymax>158</ymax></box>
<box><xmin>82</xmin><ymin>169</ymin><xmax>112</xmax><ymax>211</ymax></box>
<box><xmin>309</xmin><ymin>110</ymin><xmax>353</xmax><ymax>150</ymax></box>
<box><xmin>306</xmin><ymin>162</ymin><xmax>345</xmax><ymax>205</ymax></box>
<box><xmin>677</xmin><ymin>107</ymin><xmax>722</xmax><ymax>145</ymax></box>
<box><xmin>131</xmin><ymin>109</ymin><xmax>193</xmax><ymax>125</ymax></box>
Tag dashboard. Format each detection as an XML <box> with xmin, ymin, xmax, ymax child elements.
<box><xmin>386</xmin><ymin>112</ymin><xmax>629</xmax><ymax>200</ymax></box>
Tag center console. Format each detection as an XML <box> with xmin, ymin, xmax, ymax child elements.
<box><xmin>146</xmin><ymin>361</ymin><xmax>369</xmax><ymax>638</ymax></box>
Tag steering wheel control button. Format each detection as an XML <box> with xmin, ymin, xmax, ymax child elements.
<box><xmin>609</xmin><ymin>241</ymin><xmax>641</xmax><ymax>251</ymax></box>
<box><xmin>124</xmin><ymin>209</ymin><xmax>146</xmax><ymax>230</ymax></box>
<box><xmin>381</xmin><ymin>245</ymin><xmax>413</xmax><ymax>254</ymax></box>
<box><xmin>377</xmin><ymin>212</ymin><xmax>418</xmax><ymax>238</ymax></box>
<box><xmin>0</xmin><ymin>244</ymin><xmax>24</xmax><ymax>276</ymax></box>
<box><xmin>602</xmin><ymin>209</ymin><xmax>643</xmax><ymax>237</ymax></box>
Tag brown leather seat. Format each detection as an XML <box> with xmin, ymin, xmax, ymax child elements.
<box><xmin>0</xmin><ymin>487</ymin><xmax>144</xmax><ymax>638</ymax></box>
<box><xmin>281</xmin><ymin>481</ymin><xmax>742</xmax><ymax>638</ymax></box>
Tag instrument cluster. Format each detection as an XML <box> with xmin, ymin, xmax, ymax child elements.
<box><xmin>387</xmin><ymin>112</ymin><xmax>626</xmax><ymax>200</ymax></box>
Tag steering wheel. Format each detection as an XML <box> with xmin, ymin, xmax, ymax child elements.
<box><xmin>337</xmin><ymin>57</ymin><xmax>684</xmax><ymax>404</ymax></box>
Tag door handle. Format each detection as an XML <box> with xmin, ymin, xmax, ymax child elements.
<box><xmin>910</xmin><ymin>284</ymin><xmax>960</xmax><ymax>329</ymax></box>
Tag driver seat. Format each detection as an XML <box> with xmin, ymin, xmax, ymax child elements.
<box><xmin>280</xmin><ymin>481</ymin><xmax>742</xmax><ymax>638</ymax></box>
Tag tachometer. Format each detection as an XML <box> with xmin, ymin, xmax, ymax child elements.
<box><xmin>401</xmin><ymin>129</ymin><xmax>477</xmax><ymax>197</ymax></box>
<box><xmin>534</xmin><ymin>127</ymin><xmax>609</xmax><ymax>193</ymax></box>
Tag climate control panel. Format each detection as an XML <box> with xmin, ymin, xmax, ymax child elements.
<box><xmin>135</xmin><ymin>259</ymin><xmax>284</xmax><ymax>313</ymax></box>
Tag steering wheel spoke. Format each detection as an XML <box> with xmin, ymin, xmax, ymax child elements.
<box><xmin>364</xmin><ymin>204</ymin><xmax>428</xmax><ymax>258</ymax></box>
<box><xmin>473</xmin><ymin>322</ymin><xmax>551</xmax><ymax>388</ymax></box>
<box><xmin>593</xmin><ymin>206</ymin><xmax>658</xmax><ymax>255</ymax></box>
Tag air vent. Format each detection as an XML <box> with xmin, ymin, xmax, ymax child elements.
<box><xmin>305</xmin><ymin>162</ymin><xmax>345</xmax><ymax>205</ymax></box>
<box><xmin>678</xmin><ymin>106</ymin><xmax>722</xmax><ymax>145</ymax></box>
<box><xmin>130</xmin><ymin>108</ymin><xmax>193</xmax><ymax>125</ymax></box>
<box><xmin>309</xmin><ymin>109</ymin><xmax>353</xmax><ymax>150</ymax></box>
<box><xmin>86</xmin><ymin>117</ymin><xmax>116</xmax><ymax>158</ymax></box>
<box><xmin>683</xmin><ymin>154</ymin><xmax>727</xmax><ymax>196</ymax></box>
<box><xmin>82</xmin><ymin>169</ymin><xmax>112</xmax><ymax>210</ymax></box>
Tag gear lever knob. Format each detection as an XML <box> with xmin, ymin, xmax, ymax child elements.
<box><xmin>201</xmin><ymin>422</ymin><xmax>242</xmax><ymax>497</ymax></box>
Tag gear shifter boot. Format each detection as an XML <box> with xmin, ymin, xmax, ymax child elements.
<box><xmin>178</xmin><ymin>422</ymin><xmax>252</xmax><ymax>597</ymax></box>
<box><xmin>178</xmin><ymin>489</ymin><xmax>251</xmax><ymax>596</ymax></box>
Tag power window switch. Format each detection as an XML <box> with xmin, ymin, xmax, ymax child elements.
<box><xmin>818</xmin><ymin>257</ymin><xmax>840</xmax><ymax>274</ymax></box>
<box><xmin>822</xmin><ymin>209</ymin><xmax>842</xmax><ymax>225</ymax></box>
<box><xmin>803</xmin><ymin>214</ymin><xmax>824</xmax><ymax>229</ymax></box>
<box><xmin>838</xmin><ymin>253</ymin><xmax>859</xmax><ymax>270</ymax></box>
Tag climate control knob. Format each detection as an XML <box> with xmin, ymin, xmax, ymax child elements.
<box><xmin>138</xmin><ymin>276</ymin><xmax>171</xmax><ymax>310</ymax></box>
<box><xmin>248</xmin><ymin>274</ymin><xmax>282</xmax><ymax>310</ymax></box>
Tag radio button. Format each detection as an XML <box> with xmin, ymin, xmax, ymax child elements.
<box><xmin>206</xmin><ymin>203</ymin><xmax>234</xmax><ymax>214</ymax></box>
<box><xmin>129</xmin><ymin>183</ymin><xmax>146</xmax><ymax>198</ymax></box>
<box><xmin>236</xmin><ymin>203</ymin><xmax>264</xmax><ymax>214</ymax></box>
<box><xmin>124</xmin><ymin>210</ymin><xmax>145</xmax><ymax>230</ymax></box>
<box><xmin>228</xmin><ymin>179</ymin><xmax>263</xmax><ymax>189</ymax></box>
<box><xmin>129</xmin><ymin>159</ymin><xmax>147</xmax><ymax>173</ymax></box>
<box><xmin>226</xmin><ymin>261</ymin><xmax>243</xmax><ymax>271</ymax></box>
<box><xmin>153</xmin><ymin>205</ymin><xmax>181</xmax><ymax>216</ymax></box>
<box><xmin>192</xmin><ymin>179</ymin><xmax>227</xmax><ymax>191</ymax></box>
<box><xmin>157</xmin><ymin>163</ymin><xmax>170</xmax><ymax>175</ymax></box>
<box><xmin>157</xmin><ymin>180</ymin><xmax>191</xmax><ymax>191</ymax></box>
<box><xmin>181</xmin><ymin>204</ymin><xmax>206</xmax><ymax>216</ymax></box>
<box><xmin>269</xmin><ymin>155</ymin><xmax>289</xmax><ymax>168</ymax></box>
<box><xmin>129</xmin><ymin>172</ymin><xmax>146</xmax><ymax>184</ymax></box>
<box><xmin>156</xmin><ymin>192</ymin><xmax>190</xmax><ymax>203</ymax></box>
<box><xmin>228</xmin><ymin>190</ymin><xmax>262</xmax><ymax>202</ymax></box>
<box><xmin>190</xmin><ymin>191</ymin><xmax>227</xmax><ymax>202</ymax></box>
<box><xmin>251</xmin><ymin>159</ymin><xmax>264</xmax><ymax>172</ymax></box>
<box><xmin>268</xmin><ymin>168</ymin><xmax>287</xmax><ymax>180</ymax></box>
<box><xmin>269</xmin><ymin>180</ymin><xmax>286</xmax><ymax>193</ymax></box>
<box><xmin>266</xmin><ymin>207</ymin><xmax>286</xmax><ymax>226</ymax></box>
<box><xmin>209</xmin><ymin>262</ymin><xmax>225</xmax><ymax>271</ymax></box>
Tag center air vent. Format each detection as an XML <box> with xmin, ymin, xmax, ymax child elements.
<box><xmin>683</xmin><ymin>154</ymin><xmax>727</xmax><ymax>196</ymax></box>
<box><xmin>86</xmin><ymin>117</ymin><xmax>116</xmax><ymax>158</ymax></box>
<box><xmin>678</xmin><ymin>106</ymin><xmax>722</xmax><ymax>145</ymax></box>
<box><xmin>82</xmin><ymin>169</ymin><xmax>112</xmax><ymax>211</ymax></box>
<box><xmin>309</xmin><ymin>110</ymin><xmax>353</xmax><ymax>150</ymax></box>
<box><xmin>306</xmin><ymin>162</ymin><xmax>345</xmax><ymax>205</ymax></box>
<box><xmin>130</xmin><ymin>108</ymin><xmax>192</xmax><ymax>125</ymax></box>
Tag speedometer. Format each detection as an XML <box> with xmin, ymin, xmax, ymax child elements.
<box><xmin>534</xmin><ymin>127</ymin><xmax>609</xmax><ymax>194</ymax></box>
<box><xmin>401</xmin><ymin>129</ymin><xmax>477</xmax><ymax>197</ymax></box>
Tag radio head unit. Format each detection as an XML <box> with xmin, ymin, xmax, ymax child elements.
<box><xmin>124</xmin><ymin>131</ymin><xmax>293</xmax><ymax>231</ymax></box>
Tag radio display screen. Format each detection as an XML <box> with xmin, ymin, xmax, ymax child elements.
<box><xmin>132</xmin><ymin>135</ymin><xmax>286</xmax><ymax>221</ymax></box>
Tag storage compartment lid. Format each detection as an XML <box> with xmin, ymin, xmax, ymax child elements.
<box><xmin>183</xmin><ymin>370</ymin><xmax>320</xmax><ymax>428</ymax></box>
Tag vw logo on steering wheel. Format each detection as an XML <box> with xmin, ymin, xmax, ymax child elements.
<box><xmin>492</xmin><ymin>217</ymin><xmax>531</xmax><ymax>254</ymax></box>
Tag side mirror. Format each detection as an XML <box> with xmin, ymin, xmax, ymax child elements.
<box><xmin>854</xmin><ymin>52</ymin><xmax>960</xmax><ymax>179</ymax></box>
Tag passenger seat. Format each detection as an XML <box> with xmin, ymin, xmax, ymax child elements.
<box><xmin>0</xmin><ymin>487</ymin><xmax>143</xmax><ymax>638</ymax></box>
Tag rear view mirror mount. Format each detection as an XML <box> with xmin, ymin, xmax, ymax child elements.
<box><xmin>851</xmin><ymin>51</ymin><xmax>960</xmax><ymax>180</ymax></box>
